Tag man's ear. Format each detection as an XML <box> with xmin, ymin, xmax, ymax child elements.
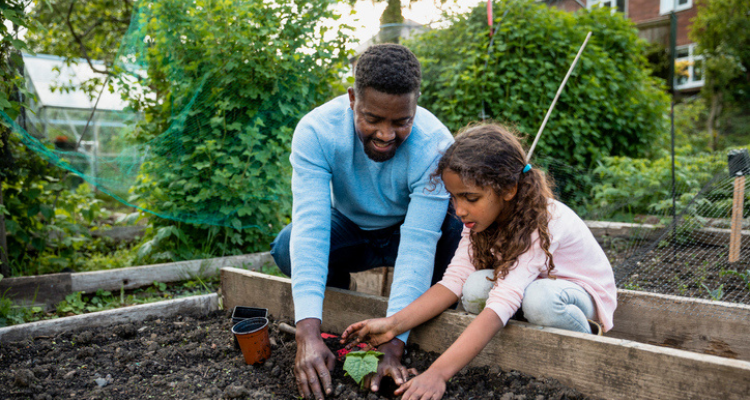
<box><xmin>503</xmin><ymin>184</ymin><xmax>518</xmax><ymax>201</ymax></box>
<box><xmin>347</xmin><ymin>87</ymin><xmax>356</xmax><ymax>110</ymax></box>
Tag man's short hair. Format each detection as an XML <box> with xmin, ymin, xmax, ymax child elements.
<box><xmin>355</xmin><ymin>44</ymin><xmax>421</xmax><ymax>96</ymax></box>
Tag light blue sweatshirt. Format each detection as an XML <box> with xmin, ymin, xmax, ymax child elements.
<box><xmin>289</xmin><ymin>95</ymin><xmax>453</xmax><ymax>342</ymax></box>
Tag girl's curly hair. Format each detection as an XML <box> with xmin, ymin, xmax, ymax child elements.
<box><xmin>430</xmin><ymin>123</ymin><xmax>557</xmax><ymax>281</ymax></box>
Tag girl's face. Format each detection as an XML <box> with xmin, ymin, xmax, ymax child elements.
<box><xmin>442</xmin><ymin>170</ymin><xmax>517</xmax><ymax>233</ymax></box>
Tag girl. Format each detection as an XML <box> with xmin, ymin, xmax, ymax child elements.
<box><xmin>341</xmin><ymin>123</ymin><xmax>617</xmax><ymax>400</ymax></box>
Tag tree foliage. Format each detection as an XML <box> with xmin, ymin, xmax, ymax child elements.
<box><xmin>24</xmin><ymin>0</ymin><xmax>132</xmax><ymax>70</ymax></box>
<box><xmin>118</xmin><ymin>0</ymin><xmax>353</xmax><ymax>262</ymax></box>
<box><xmin>406</xmin><ymin>0</ymin><xmax>669</xmax><ymax>169</ymax></box>
<box><xmin>2</xmin><ymin>0</ymin><xmax>115</xmax><ymax>276</ymax></box>
<box><xmin>690</xmin><ymin>0</ymin><xmax>750</xmax><ymax>149</ymax></box>
<box><xmin>2</xmin><ymin>0</ymin><xmax>37</xmax><ymax>275</ymax></box>
<box><xmin>22</xmin><ymin>0</ymin><xmax>133</xmax><ymax>99</ymax></box>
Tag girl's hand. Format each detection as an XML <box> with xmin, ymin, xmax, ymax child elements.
<box><xmin>340</xmin><ymin>317</ymin><xmax>397</xmax><ymax>349</ymax></box>
<box><xmin>394</xmin><ymin>369</ymin><xmax>446</xmax><ymax>400</ymax></box>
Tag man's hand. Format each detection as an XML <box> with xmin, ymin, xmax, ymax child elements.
<box><xmin>340</xmin><ymin>317</ymin><xmax>398</xmax><ymax>350</ymax></box>
<box><xmin>294</xmin><ymin>318</ymin><xmax>336</xmax><ymax>400</ymax></box>
<box><xmin>394</xmin><ymin>368</ymin><xmax>447</xmax><ymax>400</ymax></box>
<box><xmin>362</xmin><ymin>339</ymin><xmax>417</xmax><ymax>393</ymax></box>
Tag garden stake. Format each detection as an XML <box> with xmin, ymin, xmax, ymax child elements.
<box><xmin>728</xmin><ymin>149</ymin><xmax>749</xmax><ymax>263</ymax></box>
<box><xmin>730</xmin><ymin>176</ymin><xmax>746</xmax><ymax>263</ymax></box>
<box><xmin>526</xmin><ymin>31</ymin><xmax>592</xmax><ymax>162</ymax></box>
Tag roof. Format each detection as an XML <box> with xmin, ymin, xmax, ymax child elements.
<box><xmin>22</xmin><ymin>53</ymin><xmax>134</xmax><ymax>111</ymax></box>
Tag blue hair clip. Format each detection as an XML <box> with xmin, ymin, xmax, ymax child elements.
<box><xmin>523</xmin><ymin>164</ymin><xmax>532</xmax><ymax>173</ymax></box>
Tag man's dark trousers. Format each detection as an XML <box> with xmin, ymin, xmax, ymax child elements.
<box><xmin>270</xmin><ymin>207</ymin><xmax>463</xmax><ymax>289</ymax></box>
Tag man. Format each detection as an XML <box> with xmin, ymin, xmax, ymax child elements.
<box><xmin>270</xmin><ymin>44</ymin><xmax>462</xmax><ymax>400</ymax></box>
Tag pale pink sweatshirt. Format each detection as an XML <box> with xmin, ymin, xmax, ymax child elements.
<box><xmin>438</xmin><ymin>200</ymin><xmax>617</xmax><ymax>332</ymax></box>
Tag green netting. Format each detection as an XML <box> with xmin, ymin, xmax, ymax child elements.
<box><xmin>2</xmin><ymin>0</ymin><xmax>352</xmax><ymax>231</ymax></box>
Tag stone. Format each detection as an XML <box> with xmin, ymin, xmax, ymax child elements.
<box><xmin>13</xmin><ymin>369</ymin><xmax>34</xmax><ymax>387</ymax></box>
<box><xmin>223</xmin><ymin>384</ymin><xmax>249</xmax><ymax>399</ymax></box>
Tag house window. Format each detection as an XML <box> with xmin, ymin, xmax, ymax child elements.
<box><xmin>660</xmin><ymin>0</ymin><xmax>692</xmax><ymax>15</ymax></box>
<box><xmin>674</xmin><ymin>44</ymin><xmax>704</xmax><ymax>90</ymax></box>
<box><xmin>588</xmin><ymin>0</ymin><xmax>626</xmax><ymax>14</ymax></box>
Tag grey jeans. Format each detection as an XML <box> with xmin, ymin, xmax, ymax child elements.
<box><xmin>461</xmin><ymin>270</ymin><xmax>596</xmax><ymax>334</ymax></box>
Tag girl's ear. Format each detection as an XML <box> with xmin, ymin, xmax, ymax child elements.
<box><xmin>503</xmin><ymin>184</ymin><xmax>518</xmax><ymax>201</ymax></box>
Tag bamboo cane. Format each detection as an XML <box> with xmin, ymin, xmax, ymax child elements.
<box><xmin>527</xmin><ymin>31</ymin><xmax>592</xmax><ymax>162</ymax></box>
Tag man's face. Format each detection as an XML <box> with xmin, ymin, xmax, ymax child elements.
<box><xmin>348</xmin><ymin>87</ymin><xmax>418</xmax><ymax>162</ymax></box>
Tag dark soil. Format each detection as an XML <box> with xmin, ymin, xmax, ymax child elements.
<box><xmin>603</xmin><ymin>238</ymin><xmax>750</xmax><ymax>303</ymax></box>
<box><xmin>0</xmin><ymin>310</ymin><xmax>596</xmax><ymax>400</ymax></box>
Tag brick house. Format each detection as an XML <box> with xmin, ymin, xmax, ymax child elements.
<box><xmin>540</xmin><ymin>0</ymin><xmax>704</xmax><ymax>91</ymax></box>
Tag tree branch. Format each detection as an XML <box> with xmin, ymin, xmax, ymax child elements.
<box><xmin>60</xmin><ymin>1</ymin><xmax>109</xmax><ymax>75</ymax></box>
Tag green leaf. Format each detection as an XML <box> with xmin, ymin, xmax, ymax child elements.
<box><xmin>343</xmin><ymin>351</ymin><xmax>383</xmax><ymax>387</ymax></box>
<box><xmin>39</xmin><ymin>205</ymin><xmax>54</xmax><ymax>220</ymax></box>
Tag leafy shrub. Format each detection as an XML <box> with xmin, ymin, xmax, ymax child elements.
<box><xmin>406</xmin><ymin>0</ymin><xmax>669</xmax><ymax>169</ymax></box>
<box><xmin>1</xmin><ymin>135</ymin><xmax>120</xmax><ymax>275</ymax></box>
<box><xmin>591</xmin><ymin>149</ymin><xmax>749</xmax><ymax>219</ymax></box>
<box><xmin>119</xmin><ymin>0</ymin><xmax>353</xmax><ymax>262</ymax></box>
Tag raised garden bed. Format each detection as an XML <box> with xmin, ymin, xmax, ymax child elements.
<box><xmin>0</xmin><ymin>252</ymin><xmax>273</xmax><ymax>309</ymax></box>
<box><xmin>222</xmin><ymin>269</ymin><xmax>750</xmax><ymax>400</ymax></box>
<box><xmin>0</xmin><ymin>296</ymin><xmax>596</xmax><ymax>400</ymax></box>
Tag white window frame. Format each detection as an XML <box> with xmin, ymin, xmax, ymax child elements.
<box><xmin>660</xmin><ymin>0</ymin><xmax>692</xmax><ymax>15</ymax></box>
<box><xmin>587</xmin><ymin>0</ymin><xmax>627</xmax><ymax>15</ymax></box>
<box><xmin>674</xmin><ymin>44</ymin><xmax>704</xmax><ymax>90</ymax></box>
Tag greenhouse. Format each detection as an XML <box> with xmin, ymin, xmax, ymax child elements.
<box><xmin>22</xmin><ymin>53</ymin><xmax>141</xmax><ymax>188</ymax></box>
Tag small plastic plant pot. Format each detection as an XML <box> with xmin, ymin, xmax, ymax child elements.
<box><xmin>232</xmin><ymin>317</ymin><xmax>272</xmax><ymax>365</ymax></box>
<box><xmin>231</xmin><ymin>306</ymin><xmax>268</xmax><ymax>325</ymax></box>
<box><xmin>231</xmin><ymin>307</ymin><xmax>268</xmax><ymax>349</ymax></box>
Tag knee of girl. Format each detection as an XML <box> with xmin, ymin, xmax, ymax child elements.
<box><xmin>521</xmin><ymin>281</ymin><xmax>561</xmax><ymax>325</ymax></box>
<box><xmin>522</xmin><ymin>299</ymin><xmax>560</xmax><ymax>326</ymax></box>
<box><xmin>461</xmin><ymin>270</ymin><xmax>495</xmax><ymax>314</ymax></box>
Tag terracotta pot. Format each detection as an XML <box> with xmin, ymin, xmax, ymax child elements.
<box><xmin>232</xmin><ymin>317</ymin><xmax>271</xmax><ymax>365</ymax></box>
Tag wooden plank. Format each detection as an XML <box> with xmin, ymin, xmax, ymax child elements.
<box><xmin>413</xmin><ymin>316</ymin><xmax>750</xmax><ymax>400</ymax></box>
<box><xmin>584</xmin><ymin>220</ymin><xmax>750</xmax><ymax>246</ymax></box>
<box><xmin>585</xmin><ymin>220</ymin><xmax>661</xmax><ymax>241</ymax></box>
<box><xmin>609</xmin><ymin>289</ymin><xmax>750</xmax><ymax>361</ymax></box>
<box><xmin>0</xmin><ymin>273</ymin><xmax>72</xmax><ymax>307</ymax></box>
<box><xmin>221</xmin><ymin>268</ymin><xmax>750</xmax><ymax>400</ymax></box>
<box><xmin>0</xmin><ymin>293</ymin><xmax>218</xmax><ymax>342</ymax></box>
<box><xmin>351</xmin><ymin>267</ymin><xmax>393</xmax><ymax>297</ymax></box>
<box><xmin>72</xmin><ymin>252</ymin><xmax>273</xmax><ymax>293</ymax></box>
<box><xmin>222</xmin><ymin>268</ymin><xmax>387</xmax><ymax>336</ymax></box>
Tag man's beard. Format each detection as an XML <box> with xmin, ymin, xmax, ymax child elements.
<box><xmin>362</xmin><ymin>136</ymin><xmax>403</xmax><ymax>162</ymax></box>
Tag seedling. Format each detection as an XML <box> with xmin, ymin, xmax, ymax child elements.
<box><xmin>343</xmin><ymin>350</ymin><xmax>383</xmax><ymax>388</ymax></box>
<box><xmin>700</xmin><ymin>283</ymin><xmax>724</xmax><ymax>301</ymax></box>
<box><xmin>719</xmin><ymin>269</ymin><xmax>750</xmax><ymax>291</ymax></box>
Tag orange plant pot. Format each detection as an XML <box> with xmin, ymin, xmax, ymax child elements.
<box><xmin>232</xmin><ymin>317</ymin><xmax>272</xmax><ymax>365</ymax></box>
